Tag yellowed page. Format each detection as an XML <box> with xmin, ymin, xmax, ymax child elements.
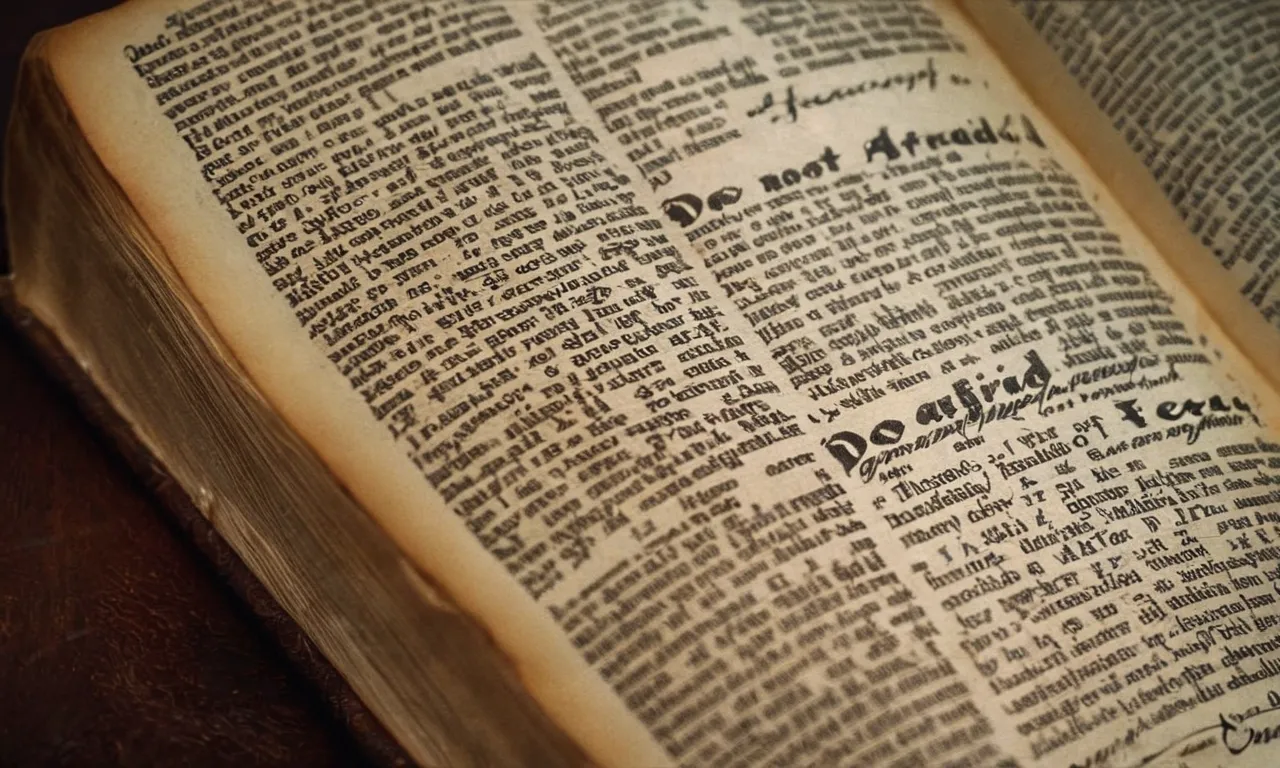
<box><xmin>957</xmin><ymin>0</ymin><xmax>1280</xmax><ymax>412</ymax></box>
<box><xmin>41</xmin><ymin>4</ymin><xmax>666</xmax><ymax>767</ymax></box>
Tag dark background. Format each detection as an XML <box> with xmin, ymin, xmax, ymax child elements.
<box><xmin>1</xmin><ymin>3</ymin><xmax>368</xmax><ymax>764</ymax></box>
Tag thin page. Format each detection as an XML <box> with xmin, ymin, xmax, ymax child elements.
<box><xmin>959</xmin><ymin>0</ymin><xmax>1280</xmax><ymax>397</ymax></box>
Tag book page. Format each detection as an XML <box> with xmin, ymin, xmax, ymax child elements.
<box><xmin>957</xmin><ymin>0</ymin><xmax>1280</xmax><ymax>396</ymax></box>
<box><xmin>38</xmin><ymin>1</ymin><xmax>1280</xmax><ymax>766</ymax></box>
<box><xmin>1020</xmin><ymin>0</ymin><xmax>1280</xmax><ymax>329</ymax></box>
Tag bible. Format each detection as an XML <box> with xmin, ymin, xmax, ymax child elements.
<box><xmin>6</xmin><ymin>0</ymin><xmax>1280</xmax><ymax>766</ymax></box>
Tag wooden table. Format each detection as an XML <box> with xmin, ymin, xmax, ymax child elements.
<box><xmin>1</xmin><ymin>3</ymin><xmax>371</xmax><ymax>764</ymax></box>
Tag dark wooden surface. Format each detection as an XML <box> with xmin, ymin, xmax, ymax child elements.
<box><xmin>2</xmin><ymin>4</ymin><xmax>370</xmax><ymax>766</ymax></box>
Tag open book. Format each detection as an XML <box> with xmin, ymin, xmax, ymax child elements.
<box><xmin>6</xmin><ymin>0</ymin><xmax>1280</xmax><ymax>765</ymax></box>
